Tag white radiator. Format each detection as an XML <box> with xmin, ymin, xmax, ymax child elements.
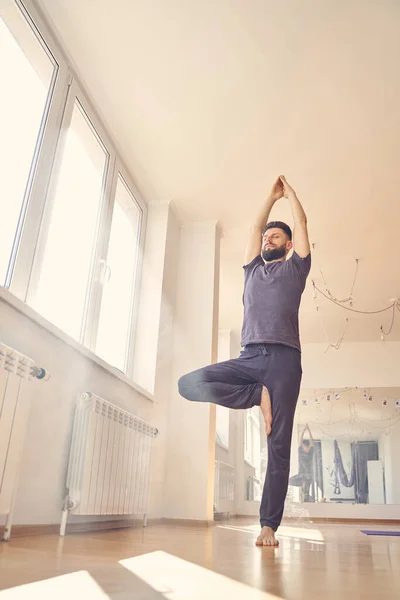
<box><xmin>214</xmin><ymin>460</ymin><xmax>234</xmax><ymax>514</ymax></box>
<box><xmin>61</xmin><ymin>392</ymin><xmax>158</xmax><ymax>535</ymax></box>
<box><xmin>0</xmin><ymin>342</ymin><xmax>48</xmax><ymax>541</ymax></box>
<box><xmin>246</xmin><ymin>475</ymin><xmax>261</xmax><ymax>501</ymax></box>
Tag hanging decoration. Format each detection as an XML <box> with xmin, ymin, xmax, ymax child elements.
<box><xmin>311</xmin><ymin>243</ymin><xmax>400</xmax><ymax>346</ymax></box>
<box><xmin>333</xmin><ymin>440</ymin><xmax>356</xmax><ymax>493</ymax></box>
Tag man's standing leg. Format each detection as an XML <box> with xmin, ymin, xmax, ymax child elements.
<box><xmin>257</xmin><ymin>346</ymin><xmax>302</xmax><ymax>546</ymax></box>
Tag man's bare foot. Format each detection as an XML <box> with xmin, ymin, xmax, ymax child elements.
<box><xmin>256</xmin><ymin>526</ymin><xmax>279</xmax><ymax>547</ymax></box>
<box><xmin>260</xmin><ymin>386</ymin><xmax>272</xmax><ymax>435</ymax></box>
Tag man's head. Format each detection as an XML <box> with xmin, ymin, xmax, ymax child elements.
<box><xmin>261</xmin><ymin>221</ymin><xmax>293</xmax><ymax>262</ymax></box>
<box><xmin>302</xmin><ymin>439</ymin><xmax>310</xmax><ymax>448</ymax></box>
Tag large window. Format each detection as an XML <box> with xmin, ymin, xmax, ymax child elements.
<box><xmin>0</xmin><ymin>1</ymin><xmax>57</xmax><ymax>286</ymax></box>
<box><xmin>30</xmin><ymin>98</ymin><xmax>109</xmax><ymax>341</ymax></box>
<box><xmin>0</xmin><ymin>0</ymin><xmax>146</xmax><ymax>379</ymax></box>
<box><xmin>95</xmin><ymin>175</ymin><xmax>142</xmax><ymax>372</ymax></box>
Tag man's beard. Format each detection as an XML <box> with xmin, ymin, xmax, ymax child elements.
<box><xmin>261</xmin><ymin>245</ymin><xmax>286</xmax><ymax>262</ymax></box>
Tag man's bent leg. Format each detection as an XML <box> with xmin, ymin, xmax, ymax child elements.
<box><xmin>178</xmin><ymin>359</ymin><xmax>262</xmax><ymax>410</ymax></box>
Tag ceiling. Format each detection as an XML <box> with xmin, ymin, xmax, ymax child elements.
<box><xmin>36</xmin><ymin>0</ymin><xmax>400</xmax><ymax>343</ymax></box>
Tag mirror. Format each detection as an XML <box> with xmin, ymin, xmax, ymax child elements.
<box><xmin>288</xmin><ymin>387</ymin><xmax>400</xmax><ymax>504</ymax></box>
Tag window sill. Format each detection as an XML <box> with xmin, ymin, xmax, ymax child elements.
<box><xmin>0</xmin><ymin>286</ymin><xmax>154</xmax><ymax>402</ymax></box>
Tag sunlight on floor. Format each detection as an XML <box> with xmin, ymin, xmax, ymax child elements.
<box><xmin>217</xmin><ymin>523</ymin><xmax>325</xmax><ymax>542</ymax></box>
<box><xmin>278</xmin><ymin>526</ymin><xmax>325</xmax><ymax>542</ymax></box>
<box><xmin>0</xmin><ymin>570</ymin><xmax>109</xmax><ymax>599</ymax></box>
<box><xmin>217</xmin><ymin>524</ymin><xmax>260</xmax><ymax>534</ymax></box>
<box><xmin>120</xmin><ymin>550</ymin><xmax>280</xmax><ymax>599</ymax></box>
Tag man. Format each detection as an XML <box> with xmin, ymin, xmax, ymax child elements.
<box><xmin>178</xmin><ymin>175</ymin><xmax>311</xmax><ymax>547</ymax></box>
<box><xmin>289</xmin><ymin>424</ymin><xmax>315</xmax><ymax>502</ymax></box>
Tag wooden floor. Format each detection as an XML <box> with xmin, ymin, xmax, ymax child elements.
<box><xmin>1</xmin><ymin>518</ymin><xmax>400</xmax><ymax>599</ymax></box>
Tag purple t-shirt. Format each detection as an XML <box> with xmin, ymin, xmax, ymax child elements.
<box><xmin>241</xmin><ymin>251</ymin><xmax>311</xmax><ymax>351</ymax></box>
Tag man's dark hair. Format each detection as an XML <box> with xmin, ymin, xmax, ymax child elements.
<box><xmin>262</xmin><ymin>221</ymin><xmax>292</xmax><ymax>241</ymax></box>
<box><xmin>302</xmin><ymin>439</ymin><xmax>310</xmax><ymax>447</ymax></box>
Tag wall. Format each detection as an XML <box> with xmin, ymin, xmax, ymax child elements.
<box><xmin>133</xmin><ymin>204</ymin><xmax>169</xmax><ymax>393</ymax></box>
<box><xmin>301</xmin><ymin>342</ymin><xmax>400</xmax><ymax>388</ymax></box>
<box><xmin>147</xmin><ymin>205</ymin><xmax>180</xmax><ymax>517</ymax></box>
<box><xmin>163</xmin><ymin>222</ymin><xmax>220</xmax><ymax>521</ymax></box>
<box><xmin>382</xmin><ymin>419</ymin><xmax>400</xmax><ymax>505</ymax></box>
<box><xmin>0</xmin><ymin>294</ymin><xmax>154</xmax><ymax>526</ymax></box>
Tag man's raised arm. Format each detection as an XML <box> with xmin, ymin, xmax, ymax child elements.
<box><xmin>244</xmin><ymin>177</ymin><xmax>283</xmax><ymax>265</ymax></box>
<box><xmin>280</xmin><ymin>175</ymin><xmax>310</xmax><ymax>258</ymax></box>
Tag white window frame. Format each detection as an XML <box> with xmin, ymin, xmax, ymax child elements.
<box><xmin>25</xmin><ymin>79</ymin><xmax>116</xmax><ymax>343</ymax></box>
<box><xmin>1</xmin><ymin>0</ymin><xmax>147</xmax><ymax>382</ymax></box>
<box><xmin>89</xmin><ymin>160</ymin><xmax>146</xmax><ymax>377</ymax></box>
<box><xmin>2</xmin><ymin>0</ymin><xmax>70</xmax><ymax>298</ymax></box>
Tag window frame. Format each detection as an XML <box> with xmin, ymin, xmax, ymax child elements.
<box><xmin>2</xmin><ymin>0</ymin><xmax>70</xmax><ymax>297</ymax></box>
<box><xmin>1</xmin><ymin>0</ymin><xmax>147</xmax><ymax>381</ymax></box>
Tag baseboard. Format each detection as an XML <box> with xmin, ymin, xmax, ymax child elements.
<box><xmin>0</xmin><ymin>524</ymin><xmax>59</xmax><ymax>538</ymax></box>
<box><xmin>0</xmin><ymin>519</ymin><xmax>138</xmax><ymax>539</ymax></box>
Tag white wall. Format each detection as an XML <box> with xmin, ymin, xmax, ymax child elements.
<box><xmin>133</xmin><ymin>204</ymin><xmax>169</xmax><ymax>393</ymax></box>
<box><xmin>0</xmin><ymin>295</ymin><xmax>154</xmax><ymax>526</ymax></box>
<box><xmin>383</xmin><ymin>419</ymin><xmax>400</xmax><ymax>504</ymax></box>
<box><xmin>163</xmin><ymin>222</ymin><xmax>220</xmax><ymax>521</ymax></box>
<box><xmin>146</xmin><ymin>204</ymin><xmax>180</xmax><ymax>518</ymax></box>
<box><xmin>302</xmin><ymin>342</ymin><xmax>400</xmax><ymax>388</ymax></box>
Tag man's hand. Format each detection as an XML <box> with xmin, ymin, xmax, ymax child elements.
<box><xmin>280</xmin><ymin>175</ymin><xmax>296</xmax><ymax>199</ymax></box>
<box><xmin>269</xmin><ymin>176</ymin><xmax>285</xmax><ymax>202</ymax></box>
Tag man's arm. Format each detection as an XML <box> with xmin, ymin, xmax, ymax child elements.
<box><xmin>244</xmin><ymin>177</ymin><xmax>283</xmax><ymax>265</ymax></box>
<box><xmin>307</xmin><ymin>425</ymin><xmax>314</xmax><ymax>448</ymax></box>
<box><xmin>280</xmin><ymin>175</ymin><xmax>310</xmax><ymax>258</ymax></box>
<box><xmin>299</xmin><ymin>424</ymin><xmax>308</xmax><ymax>447</ymax></box>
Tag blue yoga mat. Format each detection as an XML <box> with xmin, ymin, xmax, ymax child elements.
<box><xmin>361</xmin><ymin>530</ymin><xmax>400</xmax><ymax>536</ymax></box>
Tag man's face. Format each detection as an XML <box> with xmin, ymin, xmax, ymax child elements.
<box><xmin>261</xmin><ymin>228</ymin><xmax>292</xmax><ymax>262</ymax></box>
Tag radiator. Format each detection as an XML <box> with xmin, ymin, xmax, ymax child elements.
<box><xmin>0</xmin><ymin>342</ymin><xmax>48</xmax><ymax>541</ymax></box>
<box><xmin>246</xmin><ymin>475</ymin><xmax>261</xmax><ymax>501</ymax></box>
<box><xmin>61</xmin><ymin>392</ymin><xmax>159</xmax><ymax>535</ymax></box>
<box><xmin>214</xmin><ymin>460</ymin><xmax>234</xmax><ymax>514</ymax></box>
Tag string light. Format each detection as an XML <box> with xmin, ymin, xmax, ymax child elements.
<box><xmin>312</xmin><ymin>244</ymin><xmax>359</xmax><ymax>305</ymax></box>
<box><xmin>311</xmin><ymin>243</ymin><xmax>400</xmax><ymax>343</ymax></box>
<box><xmin>312</xmin><ymin>283</ymin><xmax>350</xmax><ymax>352</ymax></box>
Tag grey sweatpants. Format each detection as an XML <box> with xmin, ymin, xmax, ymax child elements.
<box><xmin>178</xmin><ymin>343</ymin><xmax>302</xmax><ymax>531</ymax></box>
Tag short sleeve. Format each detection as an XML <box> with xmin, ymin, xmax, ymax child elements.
<box><xmin>243</xmin><ymin>255</ymin><xmax>263</xmax><ymax>271</ymax></box>
<box><xmin>291</xmin><ymin>251</ymin><xmax>311</xmax><ymax>278</ymax></box>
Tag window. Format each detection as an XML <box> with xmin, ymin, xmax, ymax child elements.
<box><xmin>95</xmin><ymin>175</ymin><xmax>142</xmax><ymax>372</ymax></box>
<box><xmin>244</xmin><ymin>406</ymin><xmax>261</xmax><ymax>470</ymax></box>
<box><xmin>0</xmin><ymin>1</ymin><xmax>57</xmax><ymax>286</ymax></box>
<box><xmin>0</xmin><ymin>1</ymin><xmax>146</xmax><ymax>380</ymax></box>
<box><xmin>29</xmin><ymin>97</ymin><xmax>109</xmax><ymax>342</ymax></box>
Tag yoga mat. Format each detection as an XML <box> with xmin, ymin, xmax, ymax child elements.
<box><xmin>361</xmin><ymin>530</ymin><xmax>400</xmax><ymax>536</ymax></box>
